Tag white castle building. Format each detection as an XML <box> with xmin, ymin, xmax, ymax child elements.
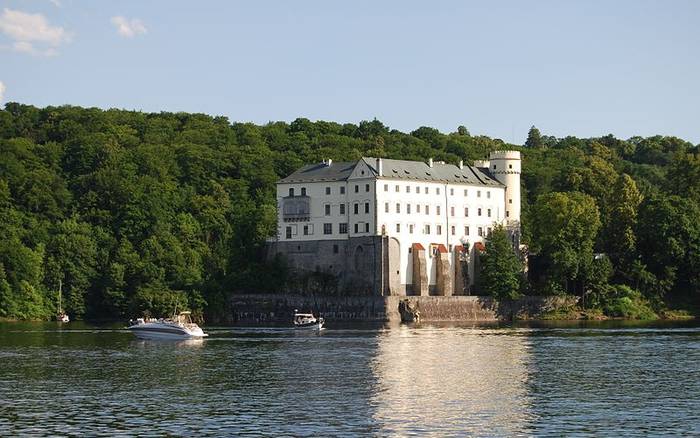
<box><xmin>271</xmin><ymin>151</ymin><xmax>522</xmax><ymax>296</ymax></box>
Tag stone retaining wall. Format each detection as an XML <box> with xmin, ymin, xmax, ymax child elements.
<box><xmin>226</xmin><ymin>294</ymin><xmax>578</xmax><ymax>324</ymax></box>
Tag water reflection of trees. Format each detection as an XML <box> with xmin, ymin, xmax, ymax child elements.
<box><xmin>369</xmin><ymin>325</ymin><xmax>535</xmax><ymax>436</ymax></box>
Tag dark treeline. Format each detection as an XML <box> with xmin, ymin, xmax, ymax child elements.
<box><xmin>0</xmin><ymin>104</ymin><xmax>698</xmax><ymax>321</ymax></box>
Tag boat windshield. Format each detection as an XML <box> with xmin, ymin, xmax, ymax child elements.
<box><xmin>175</xmin><ymin>312</ymin><xmax>194</xmax><ymax>325</ymax></box>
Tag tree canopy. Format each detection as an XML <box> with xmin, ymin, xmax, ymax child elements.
<box><xmin>0</xmin><ymin>103</ymin><xmax>698</xmax><ymax>320</ymax></box>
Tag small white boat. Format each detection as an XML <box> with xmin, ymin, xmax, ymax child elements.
<box><xmin>293</xmin><ymin>311</ymin><xmax>324</xmax><ymax>330</ymax></box>
<box><xmin>127</xmin><ymin>311</ymin><xmax>208</xmax><ymax>340</ymax></box>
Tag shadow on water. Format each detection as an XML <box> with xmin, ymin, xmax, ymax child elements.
<box><xmin>0</xmin><ymin>320</ymin><xmax>698</xmax><ymax>435</ymax></box>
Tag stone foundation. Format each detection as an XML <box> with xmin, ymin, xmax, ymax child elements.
<box><xmin>226</xmin><ymin>294</ymin><xmax>579</xmax><ymax>324</ymax></box>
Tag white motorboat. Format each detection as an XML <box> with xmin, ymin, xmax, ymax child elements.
<box><xmin>127</xmin><ymin>311</ymin><xmax>208</xmax><ymax>340</ymax></box>
<box><xmin>293</xmin><ymin>311</ymin><xmax>324</xmax><ymax>330</ymax></box>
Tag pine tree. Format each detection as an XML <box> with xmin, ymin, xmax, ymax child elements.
<box><xmin>525</xmin><ymin>125</ymin><xmax>543</xmax><ymax>149</ymax></box>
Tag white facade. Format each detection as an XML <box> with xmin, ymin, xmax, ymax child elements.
<box><xmin>276</xmin><ymin>152</ymin><xmax>521</xmax><ymax>288</ymax></box>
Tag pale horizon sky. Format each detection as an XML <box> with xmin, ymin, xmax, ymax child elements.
<box><xmin>1</xmin><ymin>0</ymin><xmax>699</xmax><ymax>145</ymax></box>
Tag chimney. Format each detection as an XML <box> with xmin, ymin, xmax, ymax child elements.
<box><xmin>459</xmin><ymin>160</ymin><xmax>464</xmax><ymax>170</ymax></box>
<box><xmin>428</xmin><ymin>158</ymin><xmax>433</xmax><ymax>168</ymax></box>
<box><xmin>376</xmin><ymin>158</ymin><xmax>383</xmax><ymax>176</ymax></box>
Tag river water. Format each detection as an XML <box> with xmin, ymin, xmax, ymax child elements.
<box><xmin>1</xmin><ymin>320</ymin><xmax>699</xmax><ymax>436</ymax></box>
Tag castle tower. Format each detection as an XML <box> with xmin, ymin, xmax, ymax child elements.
<box><xmin>488</xmin><ymin>150</ymin><xmax>521</xmax><ymax>225</ymax></box>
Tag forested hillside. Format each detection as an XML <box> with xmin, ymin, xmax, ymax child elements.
<box><xmin>1</xmin><ymin>103</ymin><xmax>698</xmax><ymax>321</ymax></box>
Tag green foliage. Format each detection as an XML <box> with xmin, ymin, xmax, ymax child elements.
<box><xmin>603</xmin><ymin>285</ymin><xmax>657</xmax><ymax>320</ymax></box>
<box><xmin>604</xmin><ymin>174</ymin><xmax>643</xmax><ymax>274</ymax></box>
<box><xmin>530</xmin><ymin>192</ymin><xmax>601</xmax><ymax>296</ymax></box>
<box><xmin>0</xmin><ymin>103</ymin><xmax>697</xmax><ymax>320</ymax></box>
<box><xmin>479</xmin><ymin>226</ymin><xmax>522</xmax><ymax>300</ymax></box>
<box><xmin>525</xmin><ymin>126</ymin><xmax>543</xmax><ymax>149</ymax></box>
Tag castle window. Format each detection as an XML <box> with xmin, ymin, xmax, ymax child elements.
<box><xmin>506</xmin><ymin>211</ymin><xmax>510</xmax><ymax>218</ymax></box>
<box><xmin>425</xmin><ymin>205</ymin><xmax>430</xmax><ymax>215</ymax></box>
<box><xmin>395</xmin><ymin>185</ymin><xmax>400</xmax><ymax>192</ymax></box>
<box><xmin>354</xmin><ymin>203</ymin><xmax>359</xmax><ymax>215</ymax></box>
<box><xmin>424</xmin><ymin>224</ymin><xmax>431</xmax><ymax>234</ymax></box>
<box><xmin>417</xmin><ymin>204</ymin><xmax>421</xmax><ymax>214</ymax></box>
<box><xmin>477</xmin><ymin>190</ymin><xmax>481</xmax><ymax>198</ymax></box>
<box><xmin>286</xmin><ymin>226</ymin><xmax>292</xmax><ymax>239</ymax></box>
<box><xmin>385</xmin><ymin>202</ymin><xmax>389</xmax><ymax>213</ymax></box>
<box><xmin>436</xmin><ymin>188</ymin><xmax>441</xmax><ymax>195</ymax></box>
<box><xmin>487</xmin><ymin>227</ymin><xmax>492</xmax><ymax>236</ymax></box>
<box><xmin>488</xmin><ymin>208</ymin><xmax>492</xmax><ymax>217</ymax></box>
<box><xmin>451</xmin><ymin>226</ymin><xmax>455</xmax><ymax>235</ymax></box>
<box><xmin>340</xmin><ymin>186</ymin><xmax>345</xmax><ymax>194</ymax></box>
<box><xmin>465</xmin><ymin>226</ymin><xmax>470</xmax><ymax>236</ymax></box>
<box><xmin>365</xmin><ymin>223</ymin><xmax>369</xmax><ymax>232</ymax></box>
<box><xmin>509</xmin><ymin>164</ymin><xmax>513</xmax><ymax>169</ymax></box>
<box><xmin>384</xmin><ymin>184</ymin><xmax>388</xmax><ymax>192</ymax></box>
<box><xmin>487</xmin><ymin>191</ymin><xmax>491</xmax><ymax>199</ymax></box>
<box><xmin>354</xmin><ymin>223</ymin><xmax>359</xmax><ymax>233</ymax></box>
<box><xmin>325</xmin><ymin>204</ymin><xmax>331</xmax><ymax>216</ymax></box>
<box><xmin>354</xmin><ymin>185</ymin><xmax>359</xmax><ymax>193</ymax></box>
<box><xmin>289</xmin><ymin>188</ymin><xmax>294</xmax><ymax>197</ymax></box>
<box><xmin>333</xmin><ymin>244</ymin><xmax>339</xmax><ymax>254</ymax></box>
<box><xmin>324</xmin><ymin>223</ymin><xmax>332</xmax><ymax>235</ymax></box>
<box><xmin>478</xmin><ymin>208</ymin><xmax>482</xmax><ymax>216</ymax></box>
<box><xmin>365</xmin><ymin>202</ymin><xmax>370</xmax><ymax>213</ymax></box>
<box><xmin>365</xmin><ymin>184</ymin><xmax>370</xmax><ymax>192</ymax></box>
<box><xmin>464</xmin><ymin>207</ymin><xmax>469</xmax><ymax>217</ymax></box>
<box><xmin>464</xmin><ymin>189</ymin><xmax>468</xmax><ymax>196</ymax></box>
<box><xmin>437</xmin><ymin>225</ymin><xmax>442</xmax><ymax>235</ymax></box>
<box><xmin>424</xmin><ymin>187</ymin><xmax>429</xmax><ymax>194</ymax></box>
<box><xmin>493</xmin><ymin>164</ymin><xmax>496</xmax><ymax>169</ymax></box>
<box><xmin>409</xmin><ymin>224</ymin><xmax>414</xmax><ymax>234</ymax></box>
<box><xmin>396</xmin><ymin>203</ymin><xmax>401</xmax><ymax>214</ymax></box>
<box><xmin>450</xmin><ymin>206</ymin><xmax>455</xmax><ymax>217</ymax></box>
<box><xmin>339</xmin><ymin>223</ymin><xmax>348</xmax><ymax>234</ymax></box>
<box><xmin>326</xmin><ymin>187</ymin><xmax>331</xmax><ymax>195</ymax></box>
<box><xmin>340</xmin><ymin>204</ymin><xmax>346</xmax><ymax>215</ymax></box>
<box><xmin>303</xmin><ymin>225</ymin><xmax>310</xmax><ymax>235</ymax></box>
<box><xmin>478</xmin><ymin>227</ymin><xmax>483</xmax><ymax>237</ymax></box>
<box><xmin>407</xmin><ymin>204</ymin><xmax>411</xmax><ymax>214</ymax></box>
<box><xmin>450</xmin><ymin>188</ymin><xmax>454</xmax><ymax>196</ymax></box>
<box><xmin>509</xmin><ymin>199</ymin><xmax>513</xmax><ymax>204</ymax></box>
<box><xmin>396</xmin><ymin>223</ymin><xmax>401</xmax><ymax>233</ymax></box>
<box><xmin>301</xmin><ymin>187</ymin><xmax>307</xmax><ymax>196</ymax></box>
<box><xmin>436</xmin><ymin>206</ymin><xmax>441</xmax><ymax>215</ymax></box>
<box><xmin>406</xmin><ymin>185</ymin><xmax>411</xmax><ymax>193</ymax></box>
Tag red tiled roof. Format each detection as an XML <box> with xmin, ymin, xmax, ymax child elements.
<box><xmin>474</xmin><ymin>242</ymin><xmax>486</xmax><ymax>252</ymax></box>
<box><xmin>412</xmin><ymin>243</ymin><xmax>425</xmax><ymax>250</ymax></box>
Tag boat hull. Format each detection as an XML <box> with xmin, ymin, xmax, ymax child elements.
<box><xmin>294</xmin><ymin>321</ymin><xmax>324</xmax><ymax>330</ymax></box>
<box><xmin>128</xmin><ymin>323</ymin><xmax>208</xmax><ymax>340</ymax></box>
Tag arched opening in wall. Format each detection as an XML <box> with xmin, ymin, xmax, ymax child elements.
<box><xmin>354</xmin><ymin>246</ymin><xmax>364</xmax><ymax>271</ymax></box>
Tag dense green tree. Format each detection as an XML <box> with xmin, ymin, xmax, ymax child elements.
<box><xmin>636</xmin><ymin>195</ymin><xmax>700</xmax><ymax>303</ymax></box>
<box><xmin>525</xmin><ymin>125</ymin><xmax>543</xmax><ymax>149</ymax></box>
<box><xmin>530</xmin><ymin>192</ymin><xmax>601</xmax><ymax>296</ymax></box>
<box><xmin>479</xmin><ymin>226</ymin><xmax>522</xmax><ymax>300</ymax></box>
<box><xmin>604</xmin><ymin>174</ymin><xmax>643</xmax><ymax>274</ymax></box>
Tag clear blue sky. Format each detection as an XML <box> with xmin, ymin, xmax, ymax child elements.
<box><xmin>1</xmin><ymin>0</ymin><xmax>699</xmax><ymax>144</ymax></box>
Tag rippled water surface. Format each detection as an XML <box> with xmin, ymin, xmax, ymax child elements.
<box><xmin>1</xmin><ymin>320</ymin><xmax>699</xmax><ymax>436</ymax></box>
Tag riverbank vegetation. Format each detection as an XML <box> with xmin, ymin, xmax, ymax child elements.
<box><xmin>0</xmin><ymin>104</ymin><xmax>698</xmax><ymax>321</ymax></box>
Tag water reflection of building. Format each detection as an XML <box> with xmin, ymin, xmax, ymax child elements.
<box><xmin>369</xmin><ymin>326</ymin><xmax>534</xmax><ymax>435</ymax></box>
